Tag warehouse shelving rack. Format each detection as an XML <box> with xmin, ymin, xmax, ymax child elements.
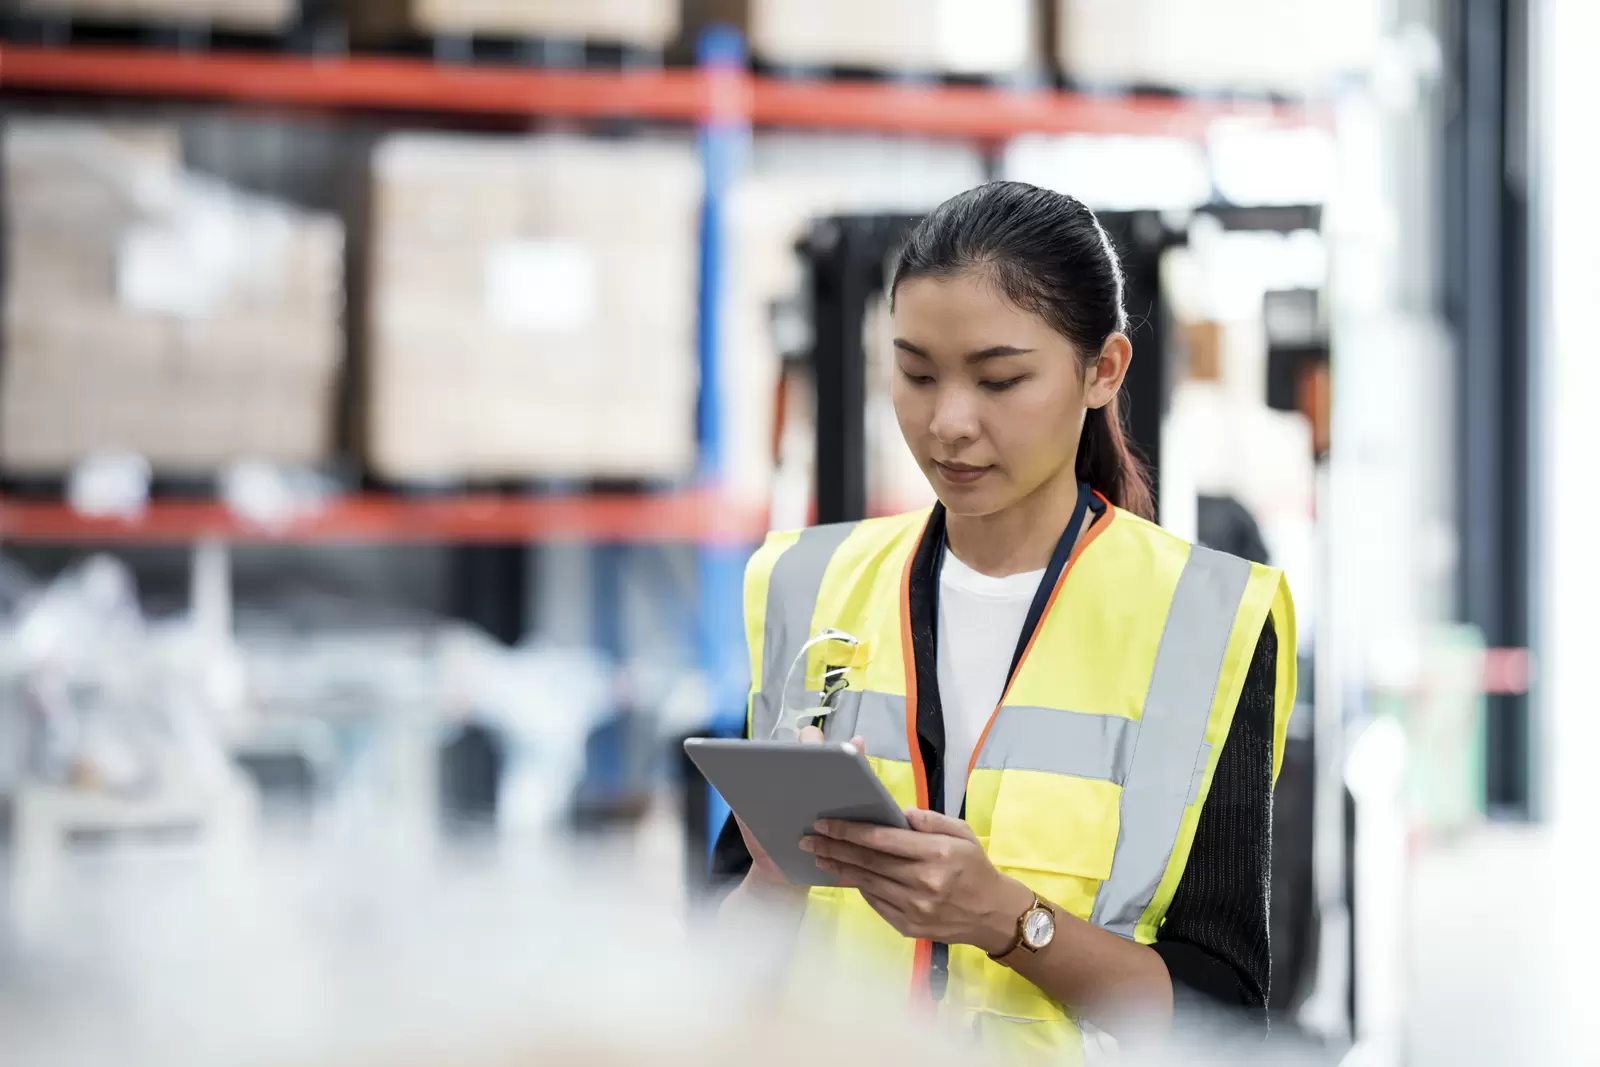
<box><xmin>0</xmin><ymin>37</ymin><xmax>1326</xmax><ymax>547</ymax></box>
<box><xmin>0</xmin><ymin>41</ymin><xmax>1321</xmax><ymax>138</ymax></box>
<box><xmin>0</xmin><ymin>27</ymin><xmax>1332</xmax><ymax>849</ymax></box>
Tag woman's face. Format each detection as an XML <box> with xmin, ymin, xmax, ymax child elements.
<box><xmin>891</xmin><ymin>270</ymin><xmax>1094</xmax><ymax>518</ymax></box>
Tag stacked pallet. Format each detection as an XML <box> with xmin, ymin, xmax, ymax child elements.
<box><xmin>16</xmin><ymin>0</ymin><xmax>296</xmax><ymax>30</ymax></box>
<box><xmin>364</xmin><ymin>134</ymin><xmax>701</xmax><ymax>481</ymax></box>
<box><xmin>1055</xmin><ymin>0</ymin><xmax>1380</xmax><ymax>95</ymax></box>
<box><xmin>15</xmin><ymin>0</ymin><xmax>1381</xmax><ymax>93</ymax></box>
<box><xmin>0</xmin><ymin>120</ymin><xmax>344</xmax><ymax>475</ymax></box>
<box><xmin>683</xmin><ymin>0</ymin><xmax>1040</xmax><ymax>75</ymax></box>
<box><xmin>338</xmin><ymin>0</ymin><xmax>680</xmax><ymax>47</ymax></box>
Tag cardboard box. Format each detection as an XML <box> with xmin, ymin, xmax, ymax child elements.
<box><xmin>364</xmin><ymin>134</ymin><xmax>700</xmax><ymax>481</ymax></box>
<box><xmin>4</xmin><ymin>120</ymin><xmax>181</xmax><ymax>231</ymax></box>
<box><xmin>173</xmin><ymin>315</ymin><xmax>342</xmax><ymax>375</ymax></box>
<box><xmin>17</xmin><ymin>0</ymin><xmax>296</xmax><ymax>30</ymax></box>
<box><xmin>1</xmin><ymin>310</ymin><xmax>339</xmax><ymax>473</ymax></box>
<box><xmin>340</xmin><ymin>0</ymin><xmax>679</xmax><ymax>45</ymax></box>
<box><xmin>1184</xmin><ymin>321</ymin><xmax>1226</xmax><ymax>383</ymax></box>
<box><xmin>6</xmin><ymin>220</ymin><xmax>341</xmax><ymax>320</ymax></box>
<box><xmin>1</xmin><ymin>120</ymin><xmax>346</xmax><ymax>475</ymax></box>
<box><xmin>6</xmin><ymin>231</ymin><xmax>120</xmax><ymax>306</ymax></box>
<box><xmin>684</xmin><ymin>0</ymin><xmax>1039</xmax><ymax>75</ymax></box>
<box><xmin>1</xmin><ymin>310</ymin><xmax>163</xmax><ymax>473</ymax></box>
<box><xmin>1056</xmin><ymin>0</ymin><xmax>1381</xmax><ymax>94</ymax></box>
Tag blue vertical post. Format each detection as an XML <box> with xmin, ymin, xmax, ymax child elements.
<box><xmin>590</xmin><ymin>540</ymin><xmax>625</xmax><ymax>797</ymax></box>
<box><xmin>696</xmin><ymin>24</ymin><xmax>753</xmax><ymax>856</ymax></box>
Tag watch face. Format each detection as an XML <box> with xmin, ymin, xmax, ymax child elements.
<box><xmin>1023</xmin><ymin>907</ymin><xmax>1055</xmax><ymax>949</ymax></box>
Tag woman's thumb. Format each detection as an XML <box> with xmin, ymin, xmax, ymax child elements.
<box><xmin>798</xmin><ymin>725</ymin><xmax>825</xmax><ymax>744</ymax></box>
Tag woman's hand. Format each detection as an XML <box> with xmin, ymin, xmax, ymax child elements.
<box><xmin>800</xmin><ymin>808</ymin><xmax>1033</xmax><ymax>955</ymax></box>
<box><xmin>737</xmin><ymin>724</ymin><xmax>867</xmax><ymax>891</ymax></box>
<box><xmin>734</xmin><ymin>812</ymin><xmax>789</xmax><ymax>888</ymax></box>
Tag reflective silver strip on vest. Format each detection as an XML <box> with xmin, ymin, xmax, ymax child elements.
<box><xmin>752</xmin><ymin>522</ymin><xmax>859</xmax><ymax>740</ymax></box>
<box><xmin>785</xmin><ymin>688</ymin><xmax>910</xmax><ymax>763</ymax></box>
<box><xmin>849</xmin><ymin>690</ymin><xmax>912</xmax><ymax>764</ymax></box>
<box><xmin>1089</xmin><ymin>546</ymin><xmax>1253</xmax><ymax>939</ymax></box>
<box><xmin>818</xmin><ymin>687</ymin><xmax>862</xmax><ymax>744</ymax></box>
<box><xmin>972</xmin><ymin>705</ymin><xmax>1138</xmax><ymax>784</ymax></box>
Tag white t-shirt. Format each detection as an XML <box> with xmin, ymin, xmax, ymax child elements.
<box><xmin>936</xmin><ymin>550</ymin><xmax>1045</xmax><ymax>815</ymax></box>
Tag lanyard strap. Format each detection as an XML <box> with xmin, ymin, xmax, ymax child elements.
<box><xmin>1006</xmin><ymin>480</ymin><xmax>1101</xmax><ymax>684</ymax></box>
<box><xmin>936</xmin><ymin>480</ymin><xmax>1102</xmax><ymax>694</ymax></box>
<box><xmin>926</xmin><ymin>480</ymin><xmax>1102</xmax><ymax>1001</ymax></box>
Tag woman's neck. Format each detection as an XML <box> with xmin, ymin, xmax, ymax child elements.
<box><xmin>944</xmin><ymin>470</ymin><xmax>1087</xmax><ymax>578</ymax></box>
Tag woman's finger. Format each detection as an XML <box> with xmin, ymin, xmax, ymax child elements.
<box><xmin>858</xmin><ymin>890</ymin><xmax>915</xmax><ymax>935</ymax></box>
<box><xmin>818</xmin><ymin>858</ymin><xmax>912</xmax><ymax>906</ymax></box>
<box><xmin>803</xmin><ymin>835</ymin><xmax>923</xmax><ymax>887</ymax></box>
<box><xmin>813</xmin><ymin>820</ymin><xmax>944</xmax><ymax>860</ymax></box>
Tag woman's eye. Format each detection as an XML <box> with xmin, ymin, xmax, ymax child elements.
<box><xmin>901</xmin><ymin>370</ymin><xmax>936</xmax><ymax>386</ymax></box>
<box><xmin>981</xmin><ymin>377</ymin><xmax>1026</xmax><ymax>392</ymax></box>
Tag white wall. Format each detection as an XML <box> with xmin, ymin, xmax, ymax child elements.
<box><xmin>1540</xmin><ymin>1</ymin><xmax>1600</xmax><ymax>843</ymax></box>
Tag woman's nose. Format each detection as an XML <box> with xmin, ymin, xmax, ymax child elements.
<box><xmin>929</xmin><ymin>384</ymin><xmax>980</xmax><ymax>445</ymax></box>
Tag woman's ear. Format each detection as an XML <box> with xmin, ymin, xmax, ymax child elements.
<box><xmin>1084</xmin><ymin>333</ymin><xmax>1133</xmax><ymax>409</ymax></box>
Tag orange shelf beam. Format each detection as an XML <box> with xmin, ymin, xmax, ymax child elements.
<box><xmin>0</xmin><ymin>43</ymin><xmax>717</xmax><ymax>121</ymax></box>
<box><xmin>0</xmin><ymin>43</ymin><xmax>1323</xmax><ymax>137</ymax></box>
<box><xmin>750</xmin><ymin>77</ymin><xmax>1315</xmax><ymax>139</ymax></box>
<box><xmin>0</xmin><ymin>491</ymin><xmax>772</xmax><ymax>545</ymax></box>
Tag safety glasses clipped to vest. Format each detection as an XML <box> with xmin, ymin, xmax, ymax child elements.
<box><xmin>768</xmin><ymin>628</ymin><xmax>871</xmax><ymax>742</ymax></box>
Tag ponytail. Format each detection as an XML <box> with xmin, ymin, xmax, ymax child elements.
<box><xmin>1077</xmin><ymin>397</ymin><xmax>1154</xmax><ymax>521</ymax></box>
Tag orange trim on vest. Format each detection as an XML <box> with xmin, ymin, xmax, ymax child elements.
<box><xmin>898</xmin><ymin>497</ymin><xmax>1115</xmax><ymax>1005</ymax></box>
<box><xmin>898</xmin><ymin>511</ymin><xmax>935</xmax><ymax>1004</ymax></box>
<box><xmin>965</xmin><ymin>493</ymin><xmax>1117</xmax><ymax>780</ymax></box>
<box><xmin>900</xmin><ymin>514</ymin><xmax>932</xmax><ymax>812</ymax></box>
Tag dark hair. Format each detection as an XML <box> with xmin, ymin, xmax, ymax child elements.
<box><xmin>889</xmin><ymin>181</ymin><xmax>1155</xmax><ymax>520</ymax></box>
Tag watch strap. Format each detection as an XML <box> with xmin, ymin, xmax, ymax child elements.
<box><xmin>987</xmin><ymin>892</ymin><xmax>1044</xmax><ymax>962</ymax></box>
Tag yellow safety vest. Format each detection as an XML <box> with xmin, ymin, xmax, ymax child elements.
<box><xmin>741</xmin><ymin>497</ymin><xmax>1295</xmax><ymax>1062</ymax></box>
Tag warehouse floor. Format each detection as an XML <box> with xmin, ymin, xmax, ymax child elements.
<box><xmin>1405</xmin><ymin>826</ymin><xmax>1589</xmax><ymax>1066</ymax></box>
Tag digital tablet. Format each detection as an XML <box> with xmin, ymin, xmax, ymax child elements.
<box><xmin>684</xmin><ymin>738</ymin><xmax>911</xmax><ymax>887</ymax></box>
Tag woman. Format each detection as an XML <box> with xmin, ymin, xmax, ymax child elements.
<box><xmin>712</xmin><ymin>182</ymin><xmax>1294</xmax><ymax>1059</ymax></box>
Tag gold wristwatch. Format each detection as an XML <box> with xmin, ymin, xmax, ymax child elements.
<box><xmin>988</xmin><ymin>892</ymin><xmax>1056</xmax><ymax>962</ymax></box>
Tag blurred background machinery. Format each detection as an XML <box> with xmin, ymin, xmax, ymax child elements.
<box><xmin>0</xmin><ymin>1</ymin><xmax>1569</xmax><ymax>1064</ymax></box>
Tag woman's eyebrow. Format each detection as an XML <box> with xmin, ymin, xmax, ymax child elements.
<box><xmin>892</xmin><ymin>339</ymin><xmax>1036</xmax><ymax>363</ymax></box>
<box><xmin>963</xmin><ymin>345</ymin><xmax>1035</xmax><ymax>363</ymax></box>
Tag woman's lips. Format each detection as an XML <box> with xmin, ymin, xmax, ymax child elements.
<box><xmin>934</xmin><ymin>461</ymin><xmax>992</xmax><ymax>485</ymax></box>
